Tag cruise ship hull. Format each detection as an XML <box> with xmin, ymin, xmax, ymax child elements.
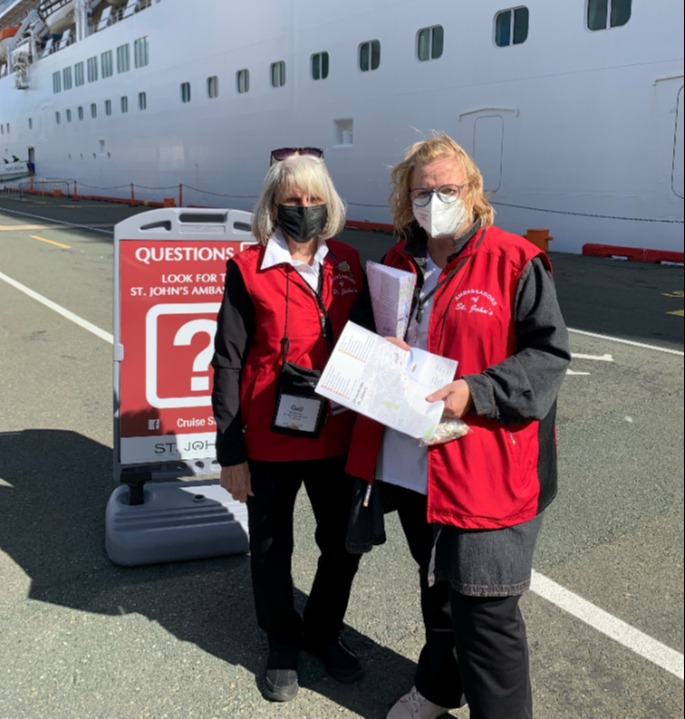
<box><xmin>1</xmin><ymin>0</ymin><xmax>683</xmax><ymax>255</ymax></box>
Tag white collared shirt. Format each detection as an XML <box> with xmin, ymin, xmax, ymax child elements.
<box><xmin>261</xmin><ymin>230</ymin><xmax>329</xmax><ymax>291</ymax></box>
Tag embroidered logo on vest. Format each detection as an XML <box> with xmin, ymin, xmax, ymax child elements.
<box><xmin>453</xmin><ymin>289</ymin><xmax>498</xmax><ymax>317</ymax></box>
<box><xmin>332</xmin><ymin>264</ymin><xmax>358</xmax><ymax>296</ymax></box>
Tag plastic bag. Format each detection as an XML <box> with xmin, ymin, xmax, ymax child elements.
<box><xmin>420</xmin><ymin>418</ymin><xmax>471</xmax><ymax>446</ymax></box>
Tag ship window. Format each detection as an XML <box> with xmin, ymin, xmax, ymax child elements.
<box><xmin>52</xmin><ymin>71</ymin><xmax>61</xmax><ymax>94</ymax></box>
<box><xmin>236</xmin><ymin>69</ymin><xmax>250</xmax><ymax>94</ymax></box>
<box><xmin>587</xmin><ymin>0</ymin><xmax>631</xmax><ymax>30</ymax></box>
<box><xmin>74</xmin><ymin>62</ymin><xmax>85</xmax><ymax>87</ymax></box>
<box><xmin>78</xmin><ymin>106</ymin><xmax>84</xmax><ymax>120</ymax></box>
<box><xmin>116</xmin><ymin>44</ymin><xmax>130</xmax><ymax>74</ymax></box>
<box><xmin>66</xmin><ymin>109</ymin><xmax>72</xmax><ymax>122</ymax></box>
<box><xmin>134</xmin><ymin>36</ymin><xmax>149</xmax><ymax>68</ymax></box>
<box><xmin>495</xmin><ymin>7</ymin><xmax>529</xmax><ymax>46</ymax></box>
<box><xmin>417</xmin><ymin>25</ymin><xmax>444</xmax><ymax>61</ymax></box>
<box><xmin>87</xmin><ymin>57</ymin><xmax>98</xmax><ymax>83</ymax></box>
<box><xmin>181</xmin><ymin>82</ymin><xmax>191</xmax><ymax>103</ymax></box>
<box><xmin>105</xmin><ymin>100</ymin><xmax>112</xmax><ymax>116</ymax></box>
<box><xmin>62</xmin><ymin>67</ymin><xmax>72</xmax><ymax>90</ymax></box>
<box><xmin>359</xmin><ymin>40</ymin><xmax>381</xmax><ymax>72</ymax></box>
<box><xmin>91</xmin><ymin>103</ymin><xmax>97</xmax><ymax>119</ymax></box>
<box><xmin>138</xmin><ymin>92</ymin><xmax>147</xmax><ymax>110</ymax></box>
<box><xmin>207</xmin><ymin>75</ymin><xmax>219</xmax><ymax>98</ymax></box>
<box><xmin>101</xmin><ymin>50</ymin><xmax>113</xmax><ymax>79</ymax></box>
<box><xmin>311</xmin><ymin>52</ymin><xmax>329</xmax><ymax>80</ymax></box>
<box><xmin>334</xmin><ymin>118</ymin><xmax>354</xmax><ymax>146</ymax></box>
<box><xmin>121</xmin><ymin>96</ymin><xmax>129</xmax><ymax>113</ymax></box>
<box><xmin>270</xmin><ymin>61</ymin><xmax>286</xmax><ymax>88</ymax></box>
<box><xmin>55</xmin><ymin>111</ymin><xmax>61</xmax><ymax>125</ymax></box>
<box><xmin>28</xmin><ymin>118</ymin><xmax>33</xmax><ymax>130</ymax></box>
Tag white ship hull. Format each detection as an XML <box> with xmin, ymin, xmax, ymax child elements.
<box><xmin>1</xmin><ymin>0</ymin><xmax>683</xmax><ymax>255</ymax></box>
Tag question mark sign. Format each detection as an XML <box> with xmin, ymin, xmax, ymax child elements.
<box><xmin>173</xmin><ymin>319</ymin><xmax>216</xmax><ymax>393</ymax></box>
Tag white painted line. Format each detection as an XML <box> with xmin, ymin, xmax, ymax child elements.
<box><xmin>571</xmin><ymin>353</ymin><xmax>614</xmax><ymax>361</ymax></box>
<box><xmin>531</xmin><ymin>571</ymin><xmax>684</xmax><ymax>680</ymax></box>
<box><xmin>569</xmin><ymin>327</ymin><xmax>684</xmax><ymax>357</ymax></box>
<box><xmin>0</xmin><ymin>205</ymin><xmax>114</xmax><ymax>236</ymax></box>
<box><xmin>0</xmin><ymin>271</ymin><xmax>113</xmax><ymax>344</ymax></box>
<box><xmin>2</xmin><ymin>269</ymin><xmax>684</xmax><ymax>681</ymax></box>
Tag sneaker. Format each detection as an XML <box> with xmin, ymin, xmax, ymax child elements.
<box><xmin>303</xmin><ymin>634</ymin><xmax>364</xmax><ymax>683</ymax></box>
<box><xmin>386</xmin><ymin>686</ymin><xmax>449</xmax><ymax>719</ymax></box>
<box><xmin>263</xmin><ymin>646</ymin><xmax>299</xmax><ymax>702</ymax></box>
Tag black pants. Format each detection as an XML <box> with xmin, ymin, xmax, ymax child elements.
<box><xmin>391</xmin><ymin>483</ymin><xmax>533</xmax><ymax>719</ymax></box>
<box><xmin>247</xmin><ymin>457</ymin><xmax>361</xmax><ymax>650</ymax></box>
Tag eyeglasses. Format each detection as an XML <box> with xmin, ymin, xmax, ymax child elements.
<box><xmin>408</xmin><ymin>184</ymin><xmax>466</xmax><ymax>207</ymax></box>
<box><xmin>270</xmin><ymin>147</ymin><xmax>324</xmax><ymax>165</ymax></box>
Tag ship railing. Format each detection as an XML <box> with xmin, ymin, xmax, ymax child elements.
<box><xmin>97</xmin><ymin>0</ymin><xmax>153</xmax><ymax>29</ymax></box>
<box><xmin>7</xmin><ymin>177</ymin><xmax>72</xmax><ymax>199</ymax></box>
<box><xmin>119</xmin><ymin>0</ymin><xmax>153</xmax><ymax>20</ymax></box>
<box><xmin>2</xmin><ymin>179</ymin><xmax>257</xmax><ymax>211</ymax></box>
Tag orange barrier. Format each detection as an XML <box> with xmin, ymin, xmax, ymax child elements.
<box><xmin>582</xmin><ymin>243</ymin><xmax>684</xmax><ymax>264</ymax></box>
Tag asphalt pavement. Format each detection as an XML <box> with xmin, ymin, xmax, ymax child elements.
<box><xmin>0</xmin><ymin>192</ymin><xmax>683</xmax><ymax>719</ymax></box>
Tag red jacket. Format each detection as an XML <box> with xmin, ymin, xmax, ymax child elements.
<box><xmin>231</xmin><ymin>239</ymin><xmax>363</xmax><ymax>462</ymax></box>
<box><xmin>346</xmin><ymin>226</ymin><xmax>558</xmax><ymax>530</ymax></box>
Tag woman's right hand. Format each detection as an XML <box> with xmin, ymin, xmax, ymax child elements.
<box><xmin>220</xmin><ymin>462</ymin><xmax>253</xmax><ymax>503</ymax></box>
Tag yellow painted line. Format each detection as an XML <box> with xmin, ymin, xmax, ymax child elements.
<box><xmin>667</xmin><ymin>309</ymin><xmax>684</xmax><ymax>317</ymax></box>
<box><xmin>662</xmin><ymin>291</ymin><xmax>684</xmax><ymax>298</ymax></box>
<box><xmin>30</xmin><ymin>234</ymin><xmax>71</xmax><ymax>249</ymax></box>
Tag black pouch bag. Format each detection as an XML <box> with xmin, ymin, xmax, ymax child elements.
<box><xmin>271</xmin><ymin>361</ymin><xmax>327</xmax><ymax>437</ymax></box>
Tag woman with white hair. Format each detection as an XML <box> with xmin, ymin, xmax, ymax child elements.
<box><xmin>212</xmin><ymin>148</ymin><xmax>365</xmax><ymax>703</ymax></box>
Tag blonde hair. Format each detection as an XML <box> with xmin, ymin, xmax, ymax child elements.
<box><xmin>251</xmin><ymin>155</ymin><xmax>346</xmax><ymax>245</ymax></box>
<box><xmin>390</xmin><ymin>131</ymin><xmax>495</xmax><ymax>240</ymax></box>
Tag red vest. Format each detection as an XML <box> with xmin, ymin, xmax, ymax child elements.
<box><xmin>234</xmin><ymin>239</ymin><xmax>363</xmax><ymax>462</ymax></box>
<box><xmin>347</xmin><ymin>227</ymin><xmax>555</xmax><ymax>529</ymax></box>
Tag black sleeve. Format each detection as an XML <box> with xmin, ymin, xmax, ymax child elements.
<box><xmin>464</xmin><ymin>257</ymin><xmax>571</xmax><ymax>423</ymax></box>
<box><xmin>211</xmin><ymin>261</ymin><xmax>255</xmax><ymax>465</ymax></box>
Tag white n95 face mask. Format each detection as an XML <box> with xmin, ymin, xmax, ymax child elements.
<box><xmin>413</xmin><ymin>196</ymin><xmax>469</xmax><ymax>238</ymax></box>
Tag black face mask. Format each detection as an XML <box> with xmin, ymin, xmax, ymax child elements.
<box><xmin>276</xmin><ymin>204</ymin><xmax>328</xmax><ymax>243</ymax></box>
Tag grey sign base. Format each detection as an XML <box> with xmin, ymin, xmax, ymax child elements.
<box><xmin>105</xmin><ymin>479</ymin><xmax>249</xmax><ymax>567</ymax></box>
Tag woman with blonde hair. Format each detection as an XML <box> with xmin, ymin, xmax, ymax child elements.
<box><xmin>346</xmin><ymin>132</ymin><xmax>570</xmax><ymax>719</ymax></box>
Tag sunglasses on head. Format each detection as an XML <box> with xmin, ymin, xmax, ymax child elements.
<box><xmin>270</xmin><ymin>147</ymin><xmax>324</xmax><ymax>164</ymax></box>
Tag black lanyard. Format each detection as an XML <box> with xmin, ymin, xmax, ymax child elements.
<box><xmin>408</xmin><ymin>228</ymin><xmax>486</xmax><ymax>340</ymax></box>
<box><xmin>413</xmin><ymin>255</ymin><xmax>469</xmax><ymax>326</ymax></box>
<box><xmin>280</xmin><ymin>265</ymin><xmax>333</xmax><ymax>365</ymax></box>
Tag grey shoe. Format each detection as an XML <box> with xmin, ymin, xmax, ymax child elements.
<box><xmin>386</xmin><ymin>686</ymin><xmax>449</xmax><ymax>719</ymax></box>
<box><xmin>264</xmin><ymin>667</ymin><xmax>299</xmax><ymax>702</ymax></box>
<box><xmin>263</xmin><ymin>646</ymin><xmax>299</xmax><ymax>702</ymax></box>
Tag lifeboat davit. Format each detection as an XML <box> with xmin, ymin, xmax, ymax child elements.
<box><xmin>0</xmin><ymin>24</ymin><xmax>20</xmax><ymax>62</ymax></box>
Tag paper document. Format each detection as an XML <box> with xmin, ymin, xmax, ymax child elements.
<box><xmin>366</xmin><ymin>260</ymin><xmax>416</xmax><ymax>339</ymax></box>
<box><xmin>315</xmin><ymin>322</ymin><xmax>458</xmax><ymax>440</ymax></box>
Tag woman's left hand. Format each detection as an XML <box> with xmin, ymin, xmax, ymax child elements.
<box><xmin>426</xmin><ymin>379</ymin><xmax>473</xmax><ymax>419</ymax></box>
